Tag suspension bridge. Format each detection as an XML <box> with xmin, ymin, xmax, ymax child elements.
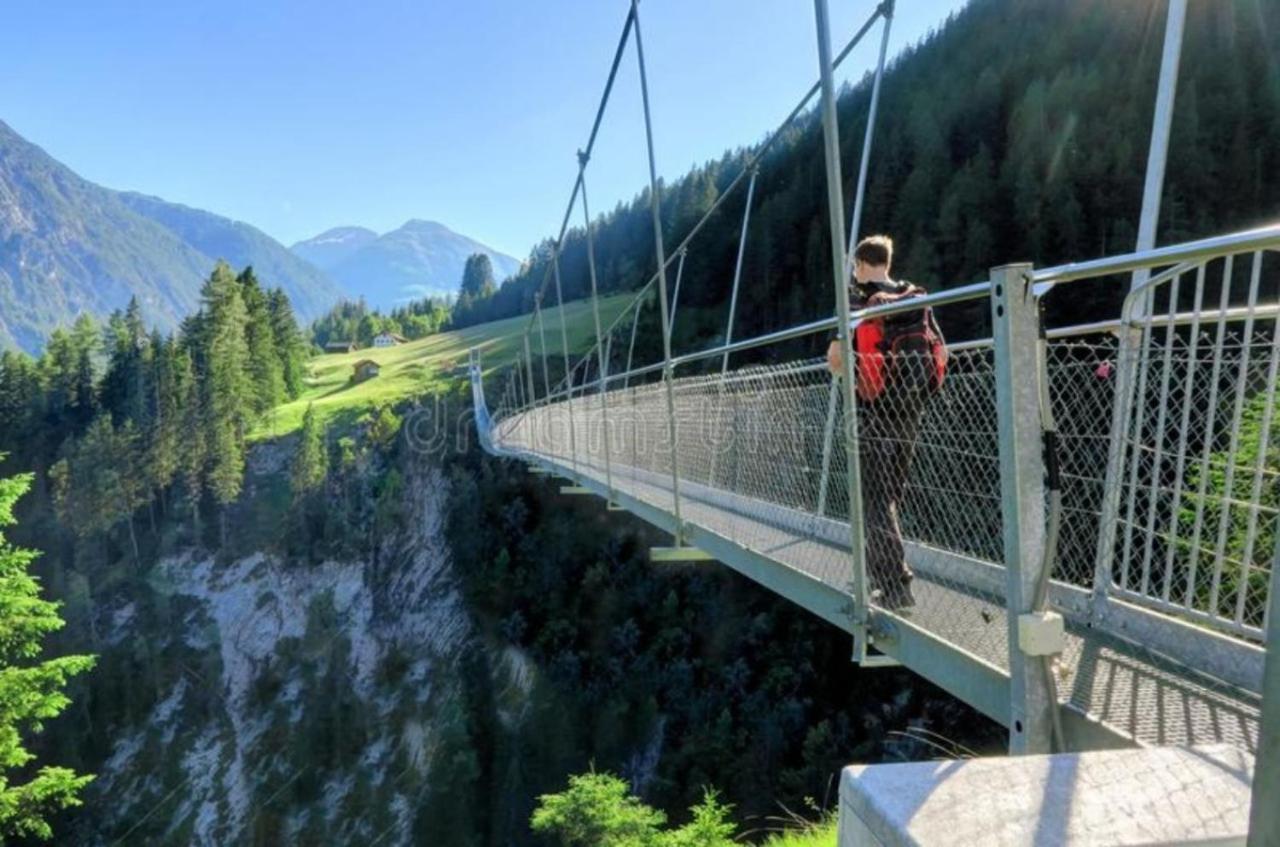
<box><xmin>468</xmin><ymin>1</ymin><xmax>1279</xmax><ymax>842</ymax></box>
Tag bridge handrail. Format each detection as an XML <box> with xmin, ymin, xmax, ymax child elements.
<box><xmin>518</xmin><ymin>280</ymin><xmax>995</xmax><ymax>410</ymax></box>
<box><xmin>1033</xmin><ymin>222</ymin><xmax>1280</xmax><ymax>287</ymax></box>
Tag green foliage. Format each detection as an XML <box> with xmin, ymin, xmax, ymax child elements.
<box><xmin>760</xmin><ymin>818</ymin><xmax>837</xmax><ymax>847</ymax></box>
<box><xmin>367</xmin><ymin>405</ymin><xmax>402</xmax><ymax>449</ymax></box>
<box><xmin>309</xmin><ymin>295</ymin><xmax>451</xmax><ymax>350</ymax></box>
<box><xmin>531</xmin><ymin>772</ymin><xmax>667</xmax><ymax>846</ymax></box>
<box><xmin>290</xmin><ymin>404</ymin><xmax>329</xmax><ymax>500</ymax></box>
<box><xmin>0</xmin><ymin>468</ymin><xmax>95</xmax><ymax>841</ymax></box>
<box><xmin>1178</xmin><ymin>391</ymin><xmax>1278</xmax><ymax>623</ymax></box>
<box><xmin>531</xmin><ymin>773</ymin><xmax>737</xmax><ymax>847</ymax></box>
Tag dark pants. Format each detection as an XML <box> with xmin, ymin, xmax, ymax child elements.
<box><xmin>858</xmin><ymin>355</ymin><xmax>930</xmax><ymax>587</ymax></box>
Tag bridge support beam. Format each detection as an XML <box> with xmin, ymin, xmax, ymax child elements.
<box><xmin>991</xmin><ymin>262</ymin><xmax>1055</xmax><ymax>755</ymax></box>
<box><xmin>813</xmin><ymin>0</ymin><xmax>874</xmax><ymax>662</ymax></box>
<box><xmin>1248</xmin><ymin>532</ymin><xmax>1280</xmax><ymax>845</ymax></box>
<box><xmin>650</xmin><ymin>546</ymin><xmax>715</xmax><ymax>563</ymax></box>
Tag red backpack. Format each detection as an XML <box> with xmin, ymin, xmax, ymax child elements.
<box><xmin>854</xmin><ymin>288</ymin><xmax>948</xmax><ymax>402</ymax></box>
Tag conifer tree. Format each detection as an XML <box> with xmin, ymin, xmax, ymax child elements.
<box><xmin>290</xmin><ymin>403</ymin><xmax>328</xmax><ymax>500</ymax></box>
<box><xmin>459</xmin><ymin>253</ymin><xmax>496</xmax><ymax>300</ymax></box>
<box><xmin>267</xmin><ymin>288</ymin><xmax>307</xmax><ymax>399</ymax></box>
<box><xmin>175</xmin><ymin>347</ymin><xmax>207</xmax><ymax>538</ymax></box>
<box><xmin>145</xmin><ymin>333</ymin><xmax>182</xmax><ymax>510</ymax></box>
<box><xmin>0</xmin><ymin>467</ymin><xmax>95</xmax><ymax>842</ymax></box>
<box><xmin>199</xmin><ymin>262</ymin><xmax>251</xmax><ymax>520</ymax></box>
<box><xmin>239</xmin><ymin>268</ymin><xmax>284</xmax><ymax>416</ymax></box>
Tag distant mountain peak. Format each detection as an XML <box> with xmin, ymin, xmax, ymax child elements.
<box><xmin>291</xmin><ymin>219</ymin><xmax>521</xmax><ymax>309</ymax></box>
<box><xmin>0</xmin><ymin>121</ymin><xmax>343</xmax><ymax>352</ymax></box>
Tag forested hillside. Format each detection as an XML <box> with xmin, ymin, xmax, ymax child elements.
<box><xmin>454</xmin><ymin>0</ymin><xmax>1279</xmax><ymax>351</ymax></box>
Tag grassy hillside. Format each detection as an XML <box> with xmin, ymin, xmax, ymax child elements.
<box><xmin>254</xmin><ymin>292</ymin><xmax>637</xmax><ymax>439</ymax></box>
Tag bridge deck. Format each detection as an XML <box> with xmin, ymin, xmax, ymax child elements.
<box><xmin>512</xmin><ymin>444</ymin><xmax>1260</xmax><ymax>753</ymax></box>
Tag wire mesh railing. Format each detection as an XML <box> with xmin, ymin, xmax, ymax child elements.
<box><xmin>477</xmin><ymin>224</ymin><xmax>1280</xmax><ymax>755</ymax></box>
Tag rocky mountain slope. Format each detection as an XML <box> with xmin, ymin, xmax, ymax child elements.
<box><xmin>0</xmin><ymin>120</ymin><xmax>343</xmax><ymax>353</ymax></box>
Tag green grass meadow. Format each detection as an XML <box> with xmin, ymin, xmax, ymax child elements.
<box><xmin>253</xmin><ymin>293</ymin><xmax>637</xmax><ymax>440</ymax></box>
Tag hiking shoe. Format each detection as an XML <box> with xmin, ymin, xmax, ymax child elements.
<box><xmin>875</xmin><ymin>577</ymin><xmax>916</xmax><ymax>611</ymax></box>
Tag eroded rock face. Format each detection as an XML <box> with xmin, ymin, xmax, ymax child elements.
<box><xmin>89</xmin><ymin>464</ymin><xmax>482</xmax><ymax>846</ymax></box>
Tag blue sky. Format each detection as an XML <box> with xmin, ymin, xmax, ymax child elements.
<box><xmin>3</xmin><ymin>0</ymin><xmax>967</xmax><ymax>260</ymax></box>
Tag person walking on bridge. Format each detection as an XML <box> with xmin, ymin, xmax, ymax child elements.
<box><xmin>827</xmin><ymin>235</ymin><xmax>947</xmax><ymax>610</ymax></box>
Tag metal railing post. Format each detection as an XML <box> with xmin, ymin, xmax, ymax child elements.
<box><xmin>1248</xmin><ymin>529</ymin><xmax>1280</xmax><ymax>845</ymax></box>
<box><xmin>1089</xmin><ymin>0</ymin><xmax>1187</xmax><ymax>614</ymax></box>
<box><xmin>551</xmin><ymin>252</ymin><xmax>579</xmax><ymax>476</ymax></box>
<box><xmin>579</xmin><ymin>155</ymin><xmax>615</xmax><ymax>500</ymax></box>
<box><xmin>523</xmin><ymin>333</ymin><xmax>537</xmax><ymax>407</ymax></box>
<box><xmin>813</xmin><ymin>0</ymin><xmax>872</xmax><ymax>658</ymax></box>
<box><xmin>990</xmin><ymin>263</ymin><xmax>1053</xmax><ymax>754</ymax></box>
<box><xmin>536</xmin><ymin>293</ymin><xmax>551</xmax><ymax>402</ymax></box>
<box><xmin>633</xmin><ymin>0</ymin><xmax>685</xmax><ymax>541</ymax></box>
<box><xmin>816</xmin><ymin>0</ymin><xmax>889</xmax><ymax>520</ymax></box>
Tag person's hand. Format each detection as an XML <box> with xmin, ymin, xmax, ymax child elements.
<box><xmin>866</xmin><ymin>290</ymin><xmax>893</xmax><ymax>307</ymax></box>
<box><xmin>827</xmin><ymin>339</ymin><xmax>843</xmax><ymax>375</ymax></box>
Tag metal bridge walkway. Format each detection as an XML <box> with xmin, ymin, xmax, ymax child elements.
<box><xmin>514</xmin><ymin>448</ymin><xmax>1260</xmax><ymax>755</ymax></box>
<box><xmin>464</xmin><ymin>0</ymin><xmax>1280</xmax><ymax>836</ymax></box>
<box><xmin>471</xmin><ymin>296</ymin><xmax>1271</xmax><ymax>754</ymax></box>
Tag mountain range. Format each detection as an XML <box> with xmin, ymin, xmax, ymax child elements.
<box><xmin>0</xmin><ymin>118</ymin><xmax>523</xmax><ymax>353</ymax></box>
<box><xmin>0</xmin><ymin>119</ymin><xmax>344</xmax><ymax>354</ymax></box>
<box><xmin>291</xmin><ymin>220</ymin><xmax>521</xmax><ymax>309</ymax></box>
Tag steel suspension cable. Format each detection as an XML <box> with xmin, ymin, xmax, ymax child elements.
<box><xmin>579</xmin><ymin>156</ymin><xmax>616</xmax><ymax>499</ymax></box>
<box><xmin>708</xmin><ymin>167</ymin><xmax>758</xmax><ymax>487</ymax></box>
<box><xmin>552</xmin><ymin>251</ymin><xmax>579</xmax><ymax>475</ymax></box>
<box><xmin>536</xmin><ymin>293</ymin><xmax>552</xmax><ymax>402</ymax></box>
<box><xmin>668</xmin><ymin>248</ymin><xmax>688</xmax><ymax>336</ymax></box>
<box><xmin>632</xmin><ymin>0</ymin><xmax>685</xmax><ymax>541</ymax></box>
<box><xmin>844</xmin><ymin>0</ymin><xmax>894</xmax><ymax>271</ymax></box>
<box><xmin>523</xmin><ymin>333</ymin><xmax>536</xmax><ymax>407</ymax></box>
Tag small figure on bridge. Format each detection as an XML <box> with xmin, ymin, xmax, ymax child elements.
<box><xmin>827</xmin><ymin>235</ymin><xmax>947</xmax><ymax>611</ymax></box>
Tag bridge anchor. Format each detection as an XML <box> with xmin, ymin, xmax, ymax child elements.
<box><xmin>650</xmin><ymin>546</ymin><xmax>715</xmax><ymax>563</ymax></box>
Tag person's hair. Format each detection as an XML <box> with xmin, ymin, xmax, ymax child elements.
<box><xmin>853</xmin><ymin>235</ymin><xmax>893</xmax><ymax>269</ymax></box>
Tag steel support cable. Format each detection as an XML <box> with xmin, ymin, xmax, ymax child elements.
<box><xmin>632</xmin><ymin>0</ymin><xmax>685</xmax><ymax>540</ymax></box>
<box><xmin>516</xmin><ymin>2</ymin><xmax>884</xmax><ymax>375</ymax></box>
<box><xmin>843</xmin><ymin>0</ymin><xmax>893</xmax><ymax>275</ymax></box>
<box><xmin>819</xmin><ymin>0</ymin><xmax>892</xmax><ymax>527</ymax></box>
<box><xmin>708</xmin><ymin>167</ymin><xmax>759</xmax><ymax>488</ymax></box>
<box><xmin>668</xmin><ymin>248</ymin><xmax>688</xmax><ymax>337</ymax></box>
<box><xmin>603</xmin><ymin>3</ymin><xmax>889</xmax><ymax>371</ymax></box>
<box><xmin>814</xmin><ymin>0</ymin><xmax>872</xmax><ymax>651</ymax></box>
<box><xmin>523</xmin><ymin>333</ymin><xmax>536</xmax><ymax>408</ymax></box>
<box><xmin>520</xmin><ymin>6</ymin><xmax>638</xmax><ymax>339</ymax></box>
<box><xmin>551</xmin><ymin>251</ymin><xmax>581</xmax><ymax>477</ymax></box>
<box><xmin>579</xmin><ymin>158</ymin><xmax>617</xmax><ymax>499</ymax></box>
<box><xmin>536</xmin><ymin>294</ymin><xmax>552</xmax><ymax>404</ymax></box>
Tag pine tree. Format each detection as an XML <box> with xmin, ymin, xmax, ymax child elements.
<box><xmin>239</xmin><ymin>268</ymin><xmax>285</xmax><ymax>417</ymax></box>
<box><xmin>175</xmin><ymin>347</ymin><xmax>207</xmax><ymax>539</ymax></box>
<box><xmin>145</xmin><ymin>334</ymin><xmax>182</xmax><ymax>511</ymax></box>
<box><xmin>267</xmin><ymin>288</ymin><xmax>307</xmax><ymax>399</ymax></box>
<box><xmin>290</xmin><ymin>404</ymin><xmax>328</xmax><ymax>500</ymax></box>
<box><xmin>0</xmin><ymin>468</ymin><xmax>95</xmax><ymax>842</ymax></box>
<box><xmin>459</xmin><ymin>253</ymin><xmax>496</xmax><ymax>300</ymax></box>
<box><xmin>199</xmin><ymin>262</ymin><xmax>251</xmax><ymax>519</ymax></box>
<box><xmin>49</xmin><ymin>416</ymin><xmax>147</xmax><ymax>565</ymax></box>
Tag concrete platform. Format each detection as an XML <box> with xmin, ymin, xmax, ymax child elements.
<box><xmin>838</xmin><ymin>745</ymin><xmax>1254</xmax><ymax>846</ymax></box>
